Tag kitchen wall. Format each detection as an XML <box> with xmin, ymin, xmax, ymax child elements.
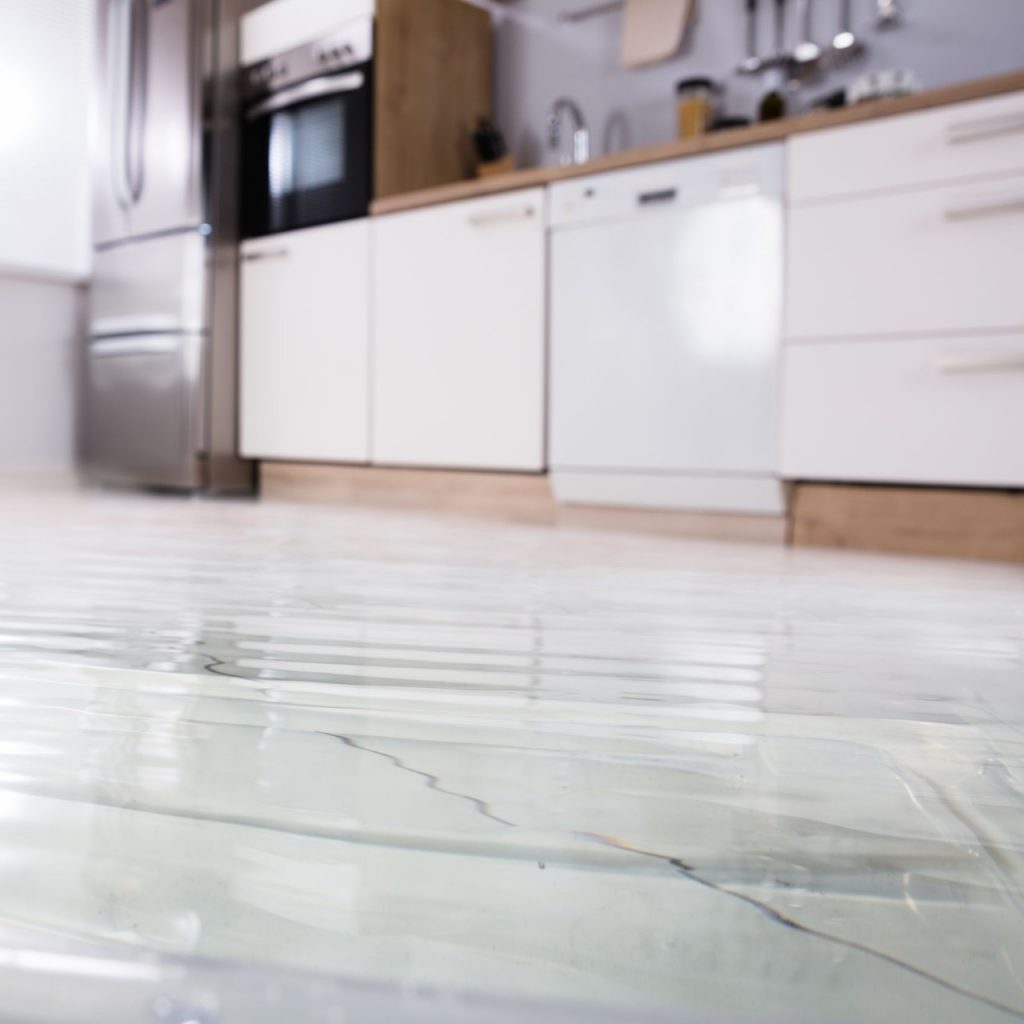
<box><xmin>234</xmin><ymin>0</ymin><xmax>1024</xmax><ymax>171</ymax></box>
<box><xmin>0</xmin><ymin>0</ymin><xmax>92</xmax><ymax>278</ymax></box>
<box><xmin>0</xmin><ymin>275</ymin><xmax>85</xmax><ymax>476</ymax></box>
<box><xmin>0</xmin><ymin>0</ymin><xmax>93</xmax><ymax>477</ymax></box>
<box><xmin>480</xmin><ymin>0</ymin><xmax>1024</xmax><ymax>168</ymax></box>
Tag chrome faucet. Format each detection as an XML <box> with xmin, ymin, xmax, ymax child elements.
<box><xmin>547</xmin><ymin>98</ymin><xmax>590</xmax><ymax>167</ymax></box>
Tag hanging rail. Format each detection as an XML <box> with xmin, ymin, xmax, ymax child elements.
<box><xmin>557</xmin><ymin>0</ymin><xmax>623</xmax><ymax>24</ymax></box>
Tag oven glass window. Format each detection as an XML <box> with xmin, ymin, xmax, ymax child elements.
<box><xmin>268</xmin><ymin>100</ymin><xmax>346</xmax><ymax>219</ymax></box>
<box><xmin>242</xmin><ymin>73</ymin><xmax>371</xmax><ymax>239</ymax></box>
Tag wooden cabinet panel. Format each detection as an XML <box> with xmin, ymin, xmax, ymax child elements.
<box><xmin>374</xmin><ymin>0</ymin><xmax>492</xmax><ymax>199</ymax></box>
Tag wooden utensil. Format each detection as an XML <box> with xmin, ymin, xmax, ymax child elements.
<box><xmin>621</xmin><ymin>0</ymin><xmax>695</xmax><ymax>69</ymax></box>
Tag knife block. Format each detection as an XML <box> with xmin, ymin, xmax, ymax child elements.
<box><xmin>477</xmin><ymin>155</ymin><xmax>516</xmax><ymax>178</ymax></box>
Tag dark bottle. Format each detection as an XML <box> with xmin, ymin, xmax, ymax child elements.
<box><xmin>759</xmin><ymin>86</ymin><xmax>787</xmax><ymax>121</ymax></box>
<box><xmin>760</xmin><ymin>0</ymin><xmax>787</xmax><ymax>122</ymax></box>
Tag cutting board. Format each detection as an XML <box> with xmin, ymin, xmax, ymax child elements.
<box><xmin>621</xmin><ymin>0</ymin><xmax>694</xmax><ymax>68</ymax></box>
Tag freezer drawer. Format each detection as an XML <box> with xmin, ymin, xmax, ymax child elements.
<box><xmin>81</xmin><ymin>333</ymin><xmax>205</xmax><ymax>489</ymax></box>
<box><xmin>780</xmin><ymin>335</ymin><xmax>1024</xmax><ymax>487</ymax></box>
<box><xmin>786</xmin><ymin>172</ymin><xmax>1024</xmax><ymax>340</ymax></box>
<box><xmin>90</xmin><ymin>231</ymin><xmax>208</xmax><ymax>337</ymax></box>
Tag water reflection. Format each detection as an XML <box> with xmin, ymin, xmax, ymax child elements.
<box><xmin>0</xmin><ymin>491</ymin><xmax>1020</xmax><ymax>1022</ymax></box>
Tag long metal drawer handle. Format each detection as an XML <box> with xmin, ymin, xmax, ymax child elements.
<box><xmin>933</xmin><ymin>353</ymin><xmax>1024</xmax><ymax>375</ymax></box>
<box><xmin>946</xmin><ymin>111</ymin><xmax>1024</xmax><ymax>144</ymax></box>
<box><xmin>246</xmin><ymin>71</ymin><xmax>365</xmax><ymax>120</ymax></box>
<box><xmin>242</xmin><ymin>249</ymin><xmax>290</xmax><ymax>262</ymax></box>
<box><xmin>468</xmin><ymin>206</ymin><xmax>536</xmax><ymax>227</ymax></box>
<box><xmin>91</xmin><ymin>337</ymin><xmax>180</xmax><ymax>358</ymax></box>
<box><xmin>944</xmin><ymin>193</ymin><xmax>1024</xmax><ymax>220</ymax></box>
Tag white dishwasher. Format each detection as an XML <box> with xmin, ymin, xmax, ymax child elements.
<box><xmin>549</xmin><ymin>143</ymin><xmax>785</xmax><ymax>515</ymax></box>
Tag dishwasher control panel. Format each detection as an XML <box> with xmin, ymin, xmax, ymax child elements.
<box><xmin>548</xmin><ymin>143</ymin><xmax>784</xmax><ymax>229</ymax></box>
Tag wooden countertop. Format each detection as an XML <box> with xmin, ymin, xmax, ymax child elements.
<box><xmin>370</xmin><ymin>69</ymin><xmax>1024</xmax><ymax>216</ymax></box>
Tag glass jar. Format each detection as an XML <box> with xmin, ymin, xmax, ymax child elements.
<box><xmin>676</xmin><ymin>77</ymin><xmax>718</xmax><ymax>140</ymax></box>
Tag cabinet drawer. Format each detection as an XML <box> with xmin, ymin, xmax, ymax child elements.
<box><xmin>790</xmin><ymin>90</ymin><xmax>1024</xmax><ymax>203</ymax></box>
<box><xmin>787</xmin><ymin>172</ymin><xmax>1024</xmax><ymax>339</ymax></box>
<box><xmin>781</xmin><ymin>336</ymin><xmax>1024</xmax><ymax>487</ymax></box>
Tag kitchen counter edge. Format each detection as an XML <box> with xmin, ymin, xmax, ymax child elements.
<box><xmin>370</xmin><ymin>69</ymin><xmax>1024</xmax><ymax>216</ymax></box>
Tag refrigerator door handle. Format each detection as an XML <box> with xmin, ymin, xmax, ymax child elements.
<box><xmin>109</xmin><ymin>0</ymin><xmax>134</xmax><ymax>209</ymax></box>
<box><xmin>126</xmin><ymin>0</ymin><xmax>148</xmax><ymax>204</ymax></box>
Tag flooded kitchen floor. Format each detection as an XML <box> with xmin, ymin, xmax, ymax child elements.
<box><xmin>0</xmin><ymin>488</ymin><xmax>1022</xmax><ymax>1023</ymax></box>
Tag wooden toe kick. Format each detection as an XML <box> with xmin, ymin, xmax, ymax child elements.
<box><xmin>792</xmin><ymin>483</ymin><xmax>1024</xmax><ymax>563</ymax></box>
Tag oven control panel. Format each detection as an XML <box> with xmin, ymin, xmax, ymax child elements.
<box><xmin>241</xmin><ymin>17</ymin><xmax>373</xmax><ymax>103</ymax></box>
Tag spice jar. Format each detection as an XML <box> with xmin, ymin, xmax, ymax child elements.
<box><xmin>676</xmin><ymin>77</ymin><xmax>718</xmax><ymax>140</ymax></box>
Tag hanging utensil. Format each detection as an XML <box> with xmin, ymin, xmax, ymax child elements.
<box><xmin>876</xmin><ymin>0</ymin><xmax>902</xmax><ymax>27</ymax></box>
<box><xmin>621</xmin><ymin>0</ymin><xmax>694</xmax><ymax>69</ymax></box>
<box><xmin>793</xmin><ymin>0</ymin><xmax>821</xmax><ymax>64</ymax></box>
<box><xmin>832</xmin><ymin>0</ymin><xmax>861</xmax><ymax>55</ymax></box>
<box><xmin>738</xmin><ymin>0</ymin><xmax>762</xmax><ymax>73</ymax></box>
<box><xmin>772</xmin><ymin>0</ymin><xmax>786</xmax><ymax>58</ymax></box>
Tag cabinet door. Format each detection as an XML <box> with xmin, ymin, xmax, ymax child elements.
<box><xmin>240</xmin><ymin>220</ymin><xmax>370</xmax><ymax>463</ymax></box>
<box><xmin>372</xmin><ymin>190</ymin><xmax>546</xmax><ymax>471</ymax></box>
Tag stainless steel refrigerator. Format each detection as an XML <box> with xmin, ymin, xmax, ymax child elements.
<box><xmin>84</xmin><ymin>0</ymin><xmax>251</xmax><ymax>492</ymax></box>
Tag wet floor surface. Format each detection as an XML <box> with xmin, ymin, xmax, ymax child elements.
<box><xmin>0</xmin><ymin>489</ymin><xmax>1022</xmax><ymax>1023</ymax></box>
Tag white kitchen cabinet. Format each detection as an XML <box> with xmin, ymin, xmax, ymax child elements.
<box><xmin>783</xmin><ymin>94</ymin><xmax>1024</xmax><ymax>489</ymax></box>
<box><xmin>781</xmin><ymin>335</ymin><xmax>1024</xmax><ymax>487</ymax></box>
<box><xmin>787</xmin><ymin>171</ymin><xmax>1024</xmax><ymax>340</ymax></box>
<box><xmin>240</xmin><ymin>219</ymin><xmax>370</xmax><ymax>463</ymax></box>
<box><xmin>371</xmin><ymin>189</ymin><xmax>546</xmax><ymax>471</ymax></box>
<box><xmin>549</xmin><ymin>145</ymin><xmax>786</xmax><ymax>515</ymax></box>
<box><xmin>789</xmin><ymin>89</ymin><xmax>1024</xmax><ymax>204</ymax></box>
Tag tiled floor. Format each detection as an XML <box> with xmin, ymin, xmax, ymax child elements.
<box><xmin>0</xmin><ymin>488</ymin><xmax>1022</xmax><ymax>1023</ymax></box>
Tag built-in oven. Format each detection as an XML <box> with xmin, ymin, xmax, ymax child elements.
<box><xmin>240</xmin><ymin>18</ymin><xmax>373</xmax><ymax>239</ymax></box>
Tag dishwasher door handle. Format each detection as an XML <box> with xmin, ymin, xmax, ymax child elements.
<box><xmin>638</xmin><ymin>188</ymin><xmax>678</xmax><ymax>206</ymax></box>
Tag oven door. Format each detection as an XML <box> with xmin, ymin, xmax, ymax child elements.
<box><xmin>241</xmin><ymin>65</ymin><xmax>372</xmax><ymax>239</ymax></box>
